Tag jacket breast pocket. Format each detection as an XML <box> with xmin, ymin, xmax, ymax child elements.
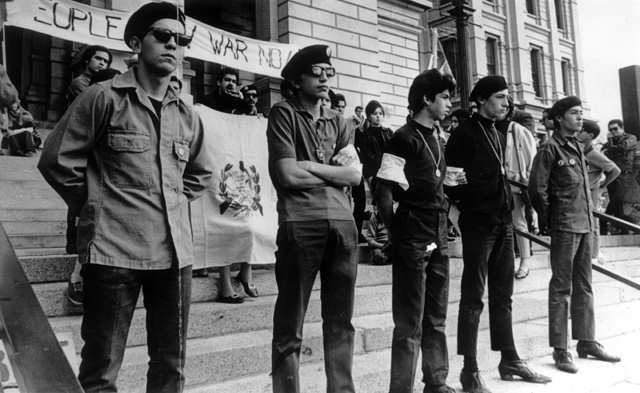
<box><xmin>106</xmin><ymin>132</ymin><xmax>152</xmax><ymax>189</ymax></box>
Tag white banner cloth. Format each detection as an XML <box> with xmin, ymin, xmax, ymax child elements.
<box><xmin>190</xmin><ymin>105</ymin><xmax>277</xmax><ymax>268</ymax></box>
<box><xmin>5</xmin><ymin>0</ymin><xmax>298</xmax><ymax>78</ymax></box>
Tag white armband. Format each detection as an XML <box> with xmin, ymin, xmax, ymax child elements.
<box><xmin>376</xmin><ymin>153</ymin><xmax>409</xmax><ymax>190</ymax></box>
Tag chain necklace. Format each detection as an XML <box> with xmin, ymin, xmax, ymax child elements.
<box><xmin>415</xmin><ymin>126</ymin><xmax>442</xmax><ymax>177</ymax></box>
<box><xmin>476</xmin><ymin>120</ymin><xmax>505</xmax><ymax>175</ymax></box>
<box><xmin>310</xmin><ymin>119</ymin><xmax>328</xmax><ymax>162</ymax></box>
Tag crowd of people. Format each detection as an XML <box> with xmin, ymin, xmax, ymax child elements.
<box><xmin>21</xmin><ymin>1</ymin><xmax>628</xmax><ymax>392</ymax></box>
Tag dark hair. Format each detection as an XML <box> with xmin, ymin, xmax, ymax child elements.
<box><xmin>170</xmin><ymin>75</ymin><xmax>183</xmax><ymax>90</ymax></box>
<box><xmin>608</xmin><ymin>119</ymin><xmax>623</xmax><ymax>129</ymax></box>
<box><xmin>407</xmin><ymin>69</ymin><xmax>456</xmax><ymax>113</ymax></box>
<box><xmin>280</xmin><ymin>79</ymin><xmax>295</xmax><ymax>99</ymax></box>
<box><xmin>582</xmin><ymin>119</ymin><xmax>601</xmax><ymax>139</ymax></box>
<box><xmin>89</xmin><ymin>68</ymin><xmax>121</xmax><ymax>85</ymax></box>
<box><xmin>217</xmin><ymin>67</ymin><xmax>239</xmax><ymax>82</ymax></box>
<box><xmin>355</xmin><ymin>105</ymin><xmax>363</xmax><ymax>111</ymax></box>
<box><xmin>84</xmin><ymin>45</ymin><xmax>112</xmax><ymax>67</ymax></box>
<box><xmin>450</xmin><ymin>109</ymin><xmax>469</xmax><ymax>122</ymax></box>
<box><xmin>331</xmin><ymin>92</ymin><xmax>346</xmax><ymax>108</ymax></box>
<box><xmin>512</xmin><ymin>109</ymin><xmax>534</xmax><ymax>129</ymax></box>
<box><xmin>241</xmin><ymin>84</ymin><xmax>257</xmax><ymax>95</ymax></box>
<box><xmin>365</xmin><ymin>100</ymin><xmax>384</xmax><ymax>117</ymax></box>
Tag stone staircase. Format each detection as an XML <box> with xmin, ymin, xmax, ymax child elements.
<box><xmin>2</xmin><ymin>153</ymin><xmax>640</xmax><ymax>393</ymax></box>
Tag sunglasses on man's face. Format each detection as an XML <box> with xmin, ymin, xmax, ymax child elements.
<box><xmin>609</xmin><ymin>127</ymin><xmax>619</xmax><ymax>132</ymax></box>
<box><xmin>308</xmin><ymin>65</ymin><xmax>336</xmax><ymax>78</ymax></box>
<box><xmin>146</xmin><ymin>26</ymin><xmax>195</xmax><ymax>47</ymax></box>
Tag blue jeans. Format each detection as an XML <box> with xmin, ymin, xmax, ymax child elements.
<box><xmin>271</xmin><ymin>220</ymin><xmax>358</xmax><ymax>393</ymax></box>
<box><xmin>78</xmin><ymin>263</ymin><xmax>192</xmax><ymax>393</ymax></box>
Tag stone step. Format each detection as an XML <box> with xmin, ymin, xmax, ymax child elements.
<box><xmin>196</xmin><ymin>299</ymin><xmax>640</xmax><ymax>393</ymax></box>
<box><xmin>0</xmin><ymin>154</ymin><xmax>44</xmax><ymax>181</ymax></box>
<box><xmin>15</xmin><ymin>247</ymin><xmax>68</xmax><ymax>258</ymax></box>
<box><xmin>49</xmin><ymin>256</ymin><xmax>640</xmax><ymax>376</ymax></box>
<box><xmin>111</xmin><ymin>281</ymin><xmax>640</xmax><ymax>392</ymax></box>
<box><xmin>8</xmin><ymin>233</ymin><xmax>66</xmax><ymax>248</ymax></box>
<box><xmin>0</xmin><ymin>196</ymin><xmax>66</xmax><ymax>210</ymax></box>
<box><xmin>0</xmin><ymin>180</ymin><xmax>60</xmax><ymax>201</ymax></box>
<box><xmin>2</xmin><ymin>220</ymin><xmax>67</xmax><ymax>235</ymax></box>
<box><xmin>0</xmin><ymin>208</ymin><xmax>67</xmax><ymax>222</ymax></box>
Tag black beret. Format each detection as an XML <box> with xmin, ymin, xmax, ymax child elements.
<box><xmin>470</xmin><ymin>75</ymin><xmax>508</xmax><ymax>102</ymax></box>
<box><xmin>124</xmin><ymin>2</ymin><xmax>186</xmax><ymax>49</ymax></box>
<box><xmin>549</xmin><ymin>96</ymin><xmax>582</xmax><ymax>118</ymax></box>
<box><xmin>281</xmin><ymin>44</ymin><xmax>332</xmax><ymax>81</ymax></box>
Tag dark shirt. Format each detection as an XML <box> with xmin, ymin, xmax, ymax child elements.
<box><xmin>355</xmin><ymin>123</ymin><xmax>393</xmax><ymax>178</ymax></box>
<box><xmin>528</xmin><ymin>132</ymin><xmax>593</xmax><ymax>233</ymax></box>
<box><xmin>201</xmin><ymin>90</ymin><xmax>244</xmax><ymax>114</ymax></box>
<box><xmin>384</xmin><ymin>120</ymin><xmax>447</xmax><ymax>212</ymax></box>
<box><xmin>266</xmin><ymin>98</ymin><xmax>353</xmax><ymax>223</ymax></box>
<box><xmin>445</xmin><ymin>113</ymin><xmax>513</xmax><ymax>223</ymax></box>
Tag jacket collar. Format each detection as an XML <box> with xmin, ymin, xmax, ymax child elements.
<box><xmin>111</xmin><ymin>67</ymin><xmax>179</xmax><ymax>118</ymax></box>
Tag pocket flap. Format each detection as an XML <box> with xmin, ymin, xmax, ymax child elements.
<box><xmin>173</xmin><ymin>141</ymin><xmax>190</xmax><ymax>161</ymax></box>
<box><xmin>108</xmin><ymin>133</ymin><xmax>150</xmax><ymax>152</ymax></box>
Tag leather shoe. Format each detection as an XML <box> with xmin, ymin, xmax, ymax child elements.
<box><xmin>577</xmin><ymin>341</ymin><xmax>621</xmax><ymax>362</ymax></box>
<box><xmin>553</xmin><ymin>349</ymin><xmax>578</xmax><ymax>373</ymax></box>
<box><xmin>460</xmin><ymin>369</ymin><xmax>491</xmax><ymax>393</ymax></box>
<box><xmin>424</xmin><ymin>384</ymin><xmax>455</xmax><ymax>393</ymax></box>
<box><xmin>498</xmin><ymin>360</ymin><xmax>551</xmax><ymax>383</ymax></box>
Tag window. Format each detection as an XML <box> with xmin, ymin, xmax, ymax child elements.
<box><xmin>485</xmin><ymin>36</ymin><xmax>499</xmax><ymax>75</ymax></box>
<box><xmin>442</xmin><ymin>38</ymin><xmax>458</xmax><ymax>79</ymax></box>
<box><xmin>561</xmin><ymin>59</ymin><xmax>571</xmax><ymax>94</ymax></box>
<box><xmin>555</xmin><ymin>0</ymin><xmax>566</xmax><ymax>29</ymax></box>
<box><xmin>526</xmin><ymin>0</ymin><xmax>537</xmax><ymax>15</ymax></box>
<box><xmin>530</xmin><ymin>47</ymin><xmax>543</xmax><ymax>97</ymax></box>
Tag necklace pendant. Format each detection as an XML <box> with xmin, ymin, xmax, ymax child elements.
<box><xmin>435</xmin><ymin>168</ymin><xmax>441</xmax><ymax>177</ymax></box>
<box><xmin>316</xmin><ymin>148</ymin><xmax>325</xmax><ymax>162</ymax></box>
<box><xmin>501</xmin><ymin>166</ymin><xmax>505</xmax><ymax>175</ymax></box>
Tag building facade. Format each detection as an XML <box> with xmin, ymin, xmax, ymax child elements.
<box><xmin>0</xmin><ymin>0</ymin><xmax>584</xmax><ymax>130</ymax></box>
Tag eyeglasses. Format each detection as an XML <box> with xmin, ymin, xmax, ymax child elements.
<box><xmin>609</xmin><ymin>126</ymin><xmax>619</xmax><ymax>132</ymax></box>
<box><xmin>245</xmin><ymin>93</ymin><xmax>257</xmax><ymax>98</ymax></box>
<box><xmin>146</xmin><ymin>26</ymin><xmax>195</xmax><ymax>47</ymax></box>
<box><xmin>308</xmin><ymin>65</ymin><xmax>336</xmax><ymax>78</ymax></box>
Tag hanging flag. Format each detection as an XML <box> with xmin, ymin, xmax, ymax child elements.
<box><xmin>427</xmin><ymin>28</ymin><xmax>455</xmax><ymax>80</ymax></box>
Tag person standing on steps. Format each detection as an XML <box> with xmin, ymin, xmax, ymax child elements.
<box><xmin>267</xmin><ymin>44</ymin><xmax>362</xmax><ymax>393</ymax></box>
<box><xmin>529</xmin><ymin>96</ymin><xmax>621</xmax><ymax>374</ymax></box>
<box><xmin>375</xmin><ymin>69</ymin><xmax>456</xmax><ymax>393</ymax></box>
<box><xmin>38</xmin><ymin>3</ymin><xmax>213</xmax><ymax>391</ymax></box>
<box><xmin>445</xmin><ymin>75</ymin><xmax>551</xmax><ymax>393</ymax></box>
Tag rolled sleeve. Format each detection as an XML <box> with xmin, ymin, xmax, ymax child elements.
<box><xmin>38</xmin><ymin>85</ymin><xmax>108</xmax><ymax>213</ymax></box>
<box><xmin>183</xmin><ymin>112</ymin><xmax>214</xmax><ymax>201</ymax></box>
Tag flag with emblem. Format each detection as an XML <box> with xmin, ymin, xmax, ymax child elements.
<box><xmin>190</xmin><ymin>106</ymin><xmax>277</xmax><ymax>267</ymax></box>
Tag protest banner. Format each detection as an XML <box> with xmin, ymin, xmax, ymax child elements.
<box><xmin>5</xmin><ymin>0</ymin><xmax>298</xmax><ymax>78</ymax></box>
<box><xmin>190</xmin><ymin>106</ymin><xmax>277</xmax><ymax>268</ymax></box>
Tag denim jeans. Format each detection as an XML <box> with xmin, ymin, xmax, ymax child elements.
<box><xmin>549</xmin><ymin>230</ymin><xmax>595</xmax><ymax>349</ymax></box>
<box><xmin>78</xmin><ymin>262</ymin><xmax>192</xmax><ymax>393</ymax></box>
<box><xmin>457</xmin><ymin>214</ymin><xmax>516</xmax><ymax>356</ymax></box>
<box><xmin>389</xmin><ymin>209</ymin><xmax>450</xmax><ymax>392</ymax></box>
<box><xmin>271</xmin><ymin>220</ymin><xmax>358</xmax><ymax>393</ymax></box>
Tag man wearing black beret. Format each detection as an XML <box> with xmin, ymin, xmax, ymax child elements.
<box><xmin>529</xmin><ymin>96</ymin><xmax>620</xmax><ymax>374</ymax></box>
<box><xmin>446</xmin><ymin>76</ymin><xmax>550</xmax><ymax>392</ymax></box>
<box><xmin>39</xmin><ymin>2</ymin><xmax>212</xmax><ymax>392</ymax></box>
<box><xmin>267</xmin><ymin>44</ymin><xmax>362</xmax><ymax>393</ymax></box>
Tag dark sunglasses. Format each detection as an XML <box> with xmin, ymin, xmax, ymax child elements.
<box><xmin>308</xmin><ymin>65</ymin><xmax>336</xmax><ymax>78</ymax></box>
<box><xmin>146</xmin><ymin>26</ymin><xmax>195</xmax><ymax>47</ymax></box>
<box><xmin>609</xmin><ymin>126</ymin><xmax>619</xmax><ymax>132</ymax></box>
